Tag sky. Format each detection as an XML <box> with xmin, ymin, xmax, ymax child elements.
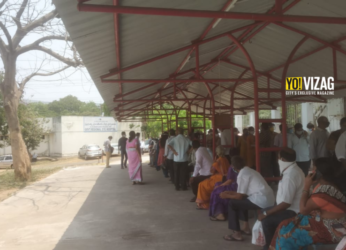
<box><xmin>0</xmin><ymin>0</ymin><xmax>104</xmax><ymax>104</ymax></box>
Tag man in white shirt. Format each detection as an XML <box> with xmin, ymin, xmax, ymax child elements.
<box><xmin>309</xmin><ymin>116</ymin><xmax>330</xmax><ymax>166</ymax></box>
<box><xmin>164</xmin><ymin>129</ymin><xmax>176</xmax><ymax>183</ymax></box>
<box><xmin>189</xmin><ymin>140</ymin><xmax>213</xmax><ymax>202</ymax></box>
<box><xmin>288</xmin><ymin>123</ymin><xmax>310</xmax><ymax>176</ymax></box>
<box><xmin>258</xmin><ymin>148</ymin><xmax>305</xmax><ymax>250</ymax></box>
<box><xmin>221</xmin><ymin>156</ymin><xmax>275</xmax><ymax>241</ymax></box>
<box><xmin>103</xmin><ymin>136</ymin><xmax>113</xmax><ymax>168</ymax></box>
<box><xmin>168</xmin><ymin>127</ymin><xmax>191</xmax><ymax>191</ymax></box>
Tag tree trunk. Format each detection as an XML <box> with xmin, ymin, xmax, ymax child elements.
<box><xmin>1</xmin><ymin>55</ymin><xmax>31</xmax><ymax>181</ymax></box>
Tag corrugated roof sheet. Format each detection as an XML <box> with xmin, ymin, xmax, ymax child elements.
<box><xmin>53</xmin><ymin>0</ymin><xmax>346</xmax><ymax>121</ymax></box>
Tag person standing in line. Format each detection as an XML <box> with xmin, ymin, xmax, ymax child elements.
<box><xmin>307</xmin><ymin>122</ymin><xmax>315</xmax><ymax>135</ymax></box>
<box><xmin>274</xmin><ymin>124</ymin><xmax>292</xmax><ymax>148</ymax></box>
<box><xmin>259</xmin><ymin>123</ymin><xmax>273</xmax><ymax>177</ymax></box>
<box><xmin>258</xmin><ymin>148</ymin><xmax>305</xmax><ymax>250</ymax></box>
<box><xmin>189</xmin><ymin>140</ymin><xmax>213</xmax><ymax>202</ymax></box>
<box><xmin>206</xmin><ymin>129</ymin><xmax>221</xmax><ymax>159</ymax></box>
<box><xmin>140</xmin><ymin>138</ymin><xmax>145</xmax><ymax>155</ymax></box>
<box><xmin>126</xmin><ymin>131</ymin><xmax>143</xmax><ymax>185</ymax></box>
<box><xmin>327</xmin><ymin>117</ymin><xmax>346</xmax><ymax>155</ymax></box>
<box><xmin>148</xmin><ymin>137</ymin><xmax>155</xmax><ymax>167</ymax></box>
<box><xmin>246</xmin><ymin>126</ymin><xmax>256</xmax><ymax>169</ymax></box>
<box><xmin>220</xmin><ymin>128</ymin><xmax>234</xmax><ymax>163</ymax></box>
<box><xmin>168</xmin><ymin>127</ymin><xmax>191</xmax><ymax>191</ymax></box>
<box><xmin>157</xmin><ymin>133</ymin><xmax>169</xmax><ymax>177</ymax></box>
<box><xmin>104</xmin><ymin>136</ymin><xmax>113</xmax><ymax>168</ymax></box>
<box><xmin>288</xmin><ymin>123</ymin><xmax>310</xmax><ymax>176</ymax></box>
<box><xmin>118</xmin><ymin>132</ymin><xmax>128</xmax><ymax>169</ymax></box>
<box><xmin>237</xmin><ymin>128</ymin><xmax>248</xmax><ymax>161</ymax></box>
<box><xmin>309</xmin><ymin>116</ymin><xmax>330</xmax><ymax>166</ymax></box>
<box><xmin>165</xmin><ymin>129</ymin><xmax>176</xmax><ymax>182</ymax></box>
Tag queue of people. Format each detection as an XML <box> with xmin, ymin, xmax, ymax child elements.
<box><xmin>109</xmin><ymin>117</ymin><xmax>346</xmax><ymax>249</ymax></box>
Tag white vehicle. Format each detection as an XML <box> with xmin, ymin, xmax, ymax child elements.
<box><xmin>110</xmin><ymin>143</ymin><xmax>119</xmax><ymax>155</ymax></box>
<box><xmin>78</xmin><ymin>144</ymin><xmax>102</xmax><ymax>160</ymax></box>
<box><xmin>0</xmin><ymin>155</ymin><xmax>13</xmax><ymax>168</ymax></box>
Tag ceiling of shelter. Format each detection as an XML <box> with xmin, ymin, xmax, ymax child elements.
<box><xmin>53</xmin><ymin>0</ymin><xmax>346</xmax><ymax>121</ymax></box>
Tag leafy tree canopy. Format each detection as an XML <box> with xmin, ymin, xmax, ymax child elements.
<box><xmin>27</xmin><ymin>95</ymin><xmax>110</xmax><ymax>117</ymax></box>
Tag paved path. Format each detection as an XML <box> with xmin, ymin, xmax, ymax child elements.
<box><xmin>0</xmin><ymin>156</ymin><xmax>258</xmax><ymax>250</ymax></box>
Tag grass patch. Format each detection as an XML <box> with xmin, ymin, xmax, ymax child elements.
<box><xmin>0</xmin><ymin>166</ymin><xmax>62</xmax><ymax>193</ymax></box>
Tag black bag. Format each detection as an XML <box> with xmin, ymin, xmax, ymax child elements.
<box><xmin>110</xmin><ymin>146</ymin><xmax>114</xmax><ymax>154</ymax></box>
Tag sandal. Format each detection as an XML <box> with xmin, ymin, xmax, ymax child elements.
<box><xmin>132</xmin><ymin>182</ymin><xmax>137</xmax><ymax>185</ymax></box>
<box><xmin>210</xmin><ymin>216</ymin><xmax>226</xmax><ymax>222</ymax></box>
<box><xmin>196</xmin><ymin>207</ymin><xmax>207</xmax><ymax>210</ymax></box>
<box><xmin>241</xmin><ymin>230</ymin><xmax>252</xmax><ymax>236</ymax></box>
<box><xmin>223</xmin><ymin>234</ymin><xmax>244</xmax><ymax>242</ymax></box>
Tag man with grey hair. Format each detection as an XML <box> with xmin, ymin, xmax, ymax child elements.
<box><xmin>104</xmin><ymin>136</ymin><xmax>113</xmax><ymax>168</ymax></box>
<box><xmin>309</xmin><ymin>116</ymin><xmax>330</xmax><ymax>166</ymax></box>
<box><xmin>168</xmin><ymin>127</ymin><xmax>191</xmax><ymax>191</ymax></box>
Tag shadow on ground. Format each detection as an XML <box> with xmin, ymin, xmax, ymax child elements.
<box><xmin>52</xmin><ymin>161</ymin><xmax>258</xmax><ymax>250</ymax></box>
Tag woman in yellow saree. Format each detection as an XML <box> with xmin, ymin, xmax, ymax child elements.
<box><xmin>196</xmin><ymin>145</ymin><xmax>230</xmax><ymax>210</ymax></box>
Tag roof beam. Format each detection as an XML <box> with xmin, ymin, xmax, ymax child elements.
<box><xmin>101</xmin><ymin>23</ymin><xmax>258</xmax><ymax>78</ymax></box>
<box><xmin>103</xmin><ymin>78</ymin><xmax>253</xmax><ymax>83</ymax></box>
<box><xmin>78</xmin><ymin>4</ymin><xmax>346</xmax><ymax>24</ymax></box>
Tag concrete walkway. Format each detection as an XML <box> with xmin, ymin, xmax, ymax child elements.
<box><xmin>0</xmin><ymin>156</ymin><xmax>258</xmax><ymax>250</ymax></box>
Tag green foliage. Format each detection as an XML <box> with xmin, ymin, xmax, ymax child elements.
<box><xmin>0</xmin><ymin>103</ymin><xmax>48</xmax><ymax>151</ymax></box>
<box><xmin>28</xmin><ymin>95</ymin><xmax>104</xmax><ymax>117</ymax></box>
<box><xmin>140</xmin><ymin>103</ymin><xmax>211</xmax><ymax>138</ymax></box>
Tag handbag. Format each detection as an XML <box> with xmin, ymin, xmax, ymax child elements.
<box><xmin>252</xmin><ymin>220</ymin><xmax>266</xmax><ymax>246</ymax></box>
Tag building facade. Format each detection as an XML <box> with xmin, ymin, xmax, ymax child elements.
<box><xmin>1</xmin><ymin>116</ymin><xmax>142</xmax><ymax>157</ymax></box>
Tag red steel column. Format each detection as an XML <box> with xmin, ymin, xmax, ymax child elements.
<box><xmin>195</xmin><ymin>44</ymin><xmax>215</xmax><ymax>155</ymax></box>
<box><xmin>226</xmin><ymin>34</ymin><xmax>260</xmax><ymax>172</ymax></box>
<box><xmin>282</xmin><ymin>36</ymin><xmax>309</xmax><ymax>147</ymax></box>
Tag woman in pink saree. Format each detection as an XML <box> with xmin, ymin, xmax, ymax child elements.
<box><xmin>126</xmin><ymin>131</ymin><xmax>143</xmax><ymax>184</ymax></box>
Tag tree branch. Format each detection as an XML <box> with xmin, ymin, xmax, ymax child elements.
<box><xmin>35</xmin><ymin>45</ymin><xmax>83</xmax><ymax>67</ymax></box>
<box><xmin>12</xmin><ymin>9</ymin><xmax>58</xmax><ymax>48</ymax></box>
<box><xmin>0</xmin><ymin>0</ymin><xmax>7</xmax><ymax>11</ymax></box>
<box><xmin>0</xmin><ymin>21</ymin><xmax>13</xmax><ymax>51</ymax></box>
<box><xmin>16</xmin><ymin>0</ymin><xmax>28</xmax><ymax>21</ymax></box>
<box><xmin>19</xmin><ymin>65</ymin><xmax>71</xmax><ymax>97</ymax></box>
<box><xmin>17</xmin><ymin>35</ymin><xmax>71</xmax><ymax>55</ymax></box>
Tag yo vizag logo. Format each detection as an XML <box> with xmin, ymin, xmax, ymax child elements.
<box><xmin>285</xmin><ymin>77</ymin><xmax>334</xmax><ymax>96</ymax></box>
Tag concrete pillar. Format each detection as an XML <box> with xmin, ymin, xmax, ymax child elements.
<box><xmin>234</xmin><ymin>115</ymin><xmax>243</xmax><ymax>132</ymax></box>
<box><xmin>271</xmin><ymin>109</ymin><xmax>281</xmax><ymax>132</ymax></box>
<box><xmin>301</xmin><ymin>103</ymin><xmax>314</xmax><ymax>129</ymax></box>
<box><xmin>249</xmin><ymin>112</ymin><xmax>255</xmax><ymax>127</ymax></box>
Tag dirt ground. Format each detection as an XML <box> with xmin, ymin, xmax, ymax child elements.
<box><xmin>0</xmin><ymin>154</ymin><xmax>124</xmax><ymax>201</ymax></box>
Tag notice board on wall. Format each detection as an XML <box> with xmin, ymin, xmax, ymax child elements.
<box><xmin>214</xmin><ymin>114</ymin><xmax>232</xmax><ymax>129</ymax></box>
<box><xmin>83</xmin><ymin>117</ymin><xmax>118</xmax><ymax>132</ymax></box>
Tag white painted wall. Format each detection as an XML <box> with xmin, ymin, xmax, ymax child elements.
<box><xmin>58</xmin><ymin>117</ymin><xmax>142</xmax><ymax>157</ymax></box>
<box><xmin>234</xmin><ymin>115</ymin><xmax>243</xmax><ymax>132</ymax></box>
<box><xmin>0</xmin><ymin>116</ymin><xmax>142</xmax><ymax>157</ymax></box>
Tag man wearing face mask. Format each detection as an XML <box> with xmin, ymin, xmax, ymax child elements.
<box><xmin>288</xmin><ymin>123</ymin><xmax>310</xmax><ymax>176</ymax></box>
<box><xmin>309</xmin><ymin>116</ymin><xmax>331</xmax><ymax>166</ymax></box>
<box><xmin>258</xmin><ymin>148</ymin><xmax>305</xmax><ymax>250</ymax></box>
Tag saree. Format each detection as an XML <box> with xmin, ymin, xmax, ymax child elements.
<box><xmin>209</xmin><ymin>166</ymin><xmax>238</xmax><ymax>217</ymax></box>
<box><xmin>270</xmin><ymin>184</ymin><xmax>346</xmax><ymax>250</ymax></box>
<box><xmin>196</xmin><ymin>157</ymin><xmax>230</xmax><ymax>209</ymax></box>
<box><xmin>126</xmin><ymin>138</ymin><xmax>143</xmax><ymax>182</ymax></box>
<box><xmin>246</xmin><ymin>135</ymin><xmax>255</xmax><ymax>168</ymax></box>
